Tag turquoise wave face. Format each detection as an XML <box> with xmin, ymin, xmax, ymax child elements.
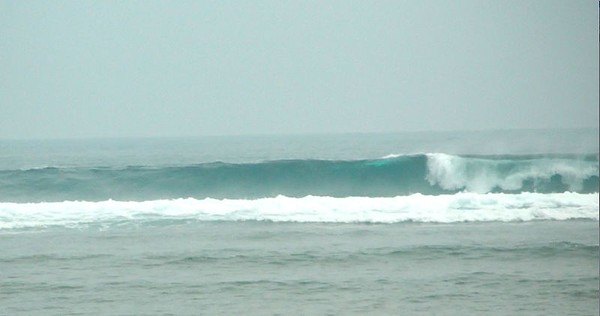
<box><xmin>0</xmin><ymin>154</ymin><xmax>597</xmax><ymax>202</ymax></box>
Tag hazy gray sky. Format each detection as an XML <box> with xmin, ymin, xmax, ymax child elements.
<box><xmin>1</xmin><ymin>0</ymin><xmax>598</xmax><ymax>138</ymax></box>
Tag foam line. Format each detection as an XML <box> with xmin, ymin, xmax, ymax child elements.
<box><xmin>1</xmin><ymin>193</ymin><xmax>597</xmax><ymax>229</ymax></box>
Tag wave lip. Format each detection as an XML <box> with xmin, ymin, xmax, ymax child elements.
<box><xmin>1</xmin><ymin>193</ymin><xmax>597</xmax><ymax>230</ymax></box>
<box><xmin>425</xmin><ymin>153</ymin><xmax>599</xmax><ymax>193</ymax></box>
<box><xmin>0</xmin><ymin>153</ymin><xmax>598</xmax><ymax>202</ymax></box>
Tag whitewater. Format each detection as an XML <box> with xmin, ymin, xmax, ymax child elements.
<box><xmin>2</xmin><ymin>153</ymin><xmax>599</xmax><ymax>202</ymax></box>
<box><xmin>1</xmin><ymin>193</ymin><xmax>597</xmax><ymax>230</ymax></box>
<box><xmin>1</xmin><ymin>130</ymin><xmax>598</xmax><ymax>315</ymax></box>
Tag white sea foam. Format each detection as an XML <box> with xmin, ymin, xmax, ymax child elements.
<box><xmin>426</xmin><ymin>153</ymin><xmax>598</xmax><ymax>193</ymax></box>
<box><xmin>381</xmin><ymin>153</ymin><xmax>405</xmax><ymax>159</ymax></box>
<box><xmin>0</xmin><ymin>193</ymin><xmax>597</xmax><ymax>229</ymax></box>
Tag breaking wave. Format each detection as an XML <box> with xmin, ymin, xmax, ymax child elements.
<box><xmin>0</xmin><ymin>193</ymin><xmax>597</xmax><ymax>230</ymax></box>
<box><xmin>0</xmin><ymin>153</ymin><xmax>596</xmax><ymax>202</ymax></box>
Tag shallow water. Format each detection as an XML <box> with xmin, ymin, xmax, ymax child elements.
<box><xmin>1</xmin><ymin>220</ymin><xmax>598</xmax><ymax>315</ymax></box>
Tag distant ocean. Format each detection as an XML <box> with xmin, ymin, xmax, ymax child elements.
<box><xmin>1</xmin><ymin>129</ymin><xmax>598</xmax><ymax>315</ymax></box>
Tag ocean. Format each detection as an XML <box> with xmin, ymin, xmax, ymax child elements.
<box><xmin>1</xmin><ymin>129</ymin><xmax>598</xmax><ymax>315</ymax></box>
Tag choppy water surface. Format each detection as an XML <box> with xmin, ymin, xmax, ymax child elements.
<box><xmin>1</xmin><ymin>221</ymin><xmax>598</xmax><ymax>315</ymax></box>
<box><xmin>0</xmin><ymin>129</ymin><xmax>598</xmax><ymax>315</ymax></box>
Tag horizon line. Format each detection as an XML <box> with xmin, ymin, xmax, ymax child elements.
<box><xmin>1</xmin><ymin>126</ymin><xmax>598</xmax><ymax>142</ymax></box>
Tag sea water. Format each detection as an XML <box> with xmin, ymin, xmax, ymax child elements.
<box><xmin>0</xmin><ymin>129</ymin><xmax>598</xmax><ymax>315</ymax></box>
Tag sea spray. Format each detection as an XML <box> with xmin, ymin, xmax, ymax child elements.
<box><xmin>0</xmin><ymin>154</ymin><xmax>597</xmax><ymax>202</ymax></box>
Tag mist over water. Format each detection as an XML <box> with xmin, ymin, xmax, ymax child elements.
<box><xmin>0</xmin><ymin>129</ymin><xmax>598</xmax><ymax>227</ymax></box>
<box><xmin>1</xmin><ymin>128</ymin><xmax>597</xmax><ymax>170</ymax></box>
<box><xmin>1</xmin><ymin>129</ymin><xmax>598</xmax><ymax>315</ymax></box>
<box><xmin>2</xmin><ymin>0</ymin><xmax>597</xmax><ymax>313</ymax></box>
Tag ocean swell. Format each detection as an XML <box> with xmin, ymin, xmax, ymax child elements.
<box><xmin>0</xmin><ymin>154</ymin><xmax>597</xmax><ymax>202</ymax></box>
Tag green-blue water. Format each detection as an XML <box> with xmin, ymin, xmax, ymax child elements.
<box><xmin>1</xmin><ymin>129</ymin><xmax>598</xmax><ymax>315</ymax></box>
<box><xmin>1</xmin><ymin>154</ymin><xmax>598</xmax><ymax>202</ymax></box>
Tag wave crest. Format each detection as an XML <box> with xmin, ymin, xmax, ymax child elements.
<box><xmin>0</xmin><ymin>154</ymin><xmax>597</xmax><ymax>202</ymax></box>
<box><xmin>426</xmin><ymin>153</ymin><xmax>598</xmax><ymax>193</ymax></box>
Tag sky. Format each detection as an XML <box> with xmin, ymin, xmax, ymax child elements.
<box><xmin>1</xmin><ymin>0</ymin><xmax>598</xmax><ymax>139</ymax></box>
